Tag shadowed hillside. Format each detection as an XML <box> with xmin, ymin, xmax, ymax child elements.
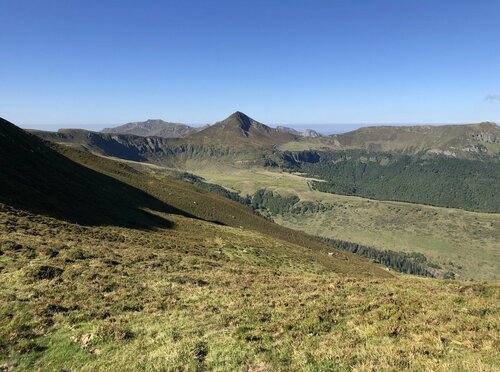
<box><xmin>0</xmin><ymin>118</ymin><xmax>190</xmax><ymax>228</ymax></box>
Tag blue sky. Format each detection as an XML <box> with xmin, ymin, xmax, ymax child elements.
<box><xmin>1</xmin><ymin>0</ymin><xmax>500</xmax><ymax>131</ymax></box>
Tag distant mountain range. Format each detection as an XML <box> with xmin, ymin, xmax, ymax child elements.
<box><xmin>31</xmin><ymin>111</ymin><xmax>499</xmax><ymax>159</ymax></box>
<box><xmin>102</xmin><ymin>115</ymin><xmax>323</xmax><ymax>139</ymax></box>
<box><xmin>26</xmin><ymin>111</ymin><xmax>500</xmax><ymax>213</ymax></box>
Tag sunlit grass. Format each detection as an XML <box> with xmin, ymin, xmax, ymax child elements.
<box><xmin>1</xmin><ymin>203</ymin><xmax>498</xmax><ymax>370</ymax></box>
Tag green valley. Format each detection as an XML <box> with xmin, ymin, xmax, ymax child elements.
<box><xmin>182</xmin><ymin>163</ymin><xmax>500</xmax><ymax>281</ymax></box>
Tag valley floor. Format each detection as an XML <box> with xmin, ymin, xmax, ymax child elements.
<box><xmin>1</xmin><ymin>203</ymin><xmax>499</xmax><ymax>370</ymax></box>
<box><xmin>185</xmin><ymin>164</ymin><xmax>500</xmax><ymax>281</ymax></box>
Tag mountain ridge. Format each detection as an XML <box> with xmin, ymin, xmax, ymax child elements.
<box><xmin>282</xmin><ymin>121</ymin><xmax>500</xmax><ymax>157</ymax></box>
<box><xmin>102</xmin><ymin>119</ymin><xmax>206</xmax><ymax>138</ymax></box>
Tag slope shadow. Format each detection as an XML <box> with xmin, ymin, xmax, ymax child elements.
<box><xmin>0</xmin><ymin>118</ymin><xmax>198</xmax><ymax>229</ymax></box>
<box><xmin>83</xmin><ymin>132</ymin><xmax>147</xmax><ymax>161</ymax></box>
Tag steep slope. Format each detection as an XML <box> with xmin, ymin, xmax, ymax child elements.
<box><xmin>102</xmin><ymin>119</ymin><xmax>201</xmax><ymax>138</ymax></box>
<box><xmin>187</xmin><ymin>111</ymin><xmax>299</xmax><ymax>146</ymax></box>
<box><xmin>28</xmin><ymin>127</ymin><xmax>274</xmax><ymax>168</ymax></box>
<box><xmin>0</xmin><ymin>118</ymin><xmax>186</xmax><ymax>228</ymax></box>
<box><xmin>28</xmin><ymin>128</ymin><xmax>153</xmax><ymax>161</ymax></box>
<box><xmin>29</xmin><ymin>112</ymin><xmax>301</xmax><ymax>166</ymax></box>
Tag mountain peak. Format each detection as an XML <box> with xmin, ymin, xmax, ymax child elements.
<box><xmin>188</xmin><ymin>112</ymin><xmax>298</xmax><ymax>145</ymax></box>
<box><xmin>224</xmin><ymin>111</ymin><xmax>255</xmax><ymax>133</ymax></box>
<box><xmin>230</xmin><ymin>111</ymin><xmax>249</xmax><ymax>119</ymax></box>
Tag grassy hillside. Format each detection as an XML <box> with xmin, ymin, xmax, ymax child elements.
<box><xmin>1</xmin><ymin>204</ymin><xmax>499</xmax><ymax>370</ymax></box>
<box><xmin>336</xmin><ymin>122</ymin><xmax>500</xmax><ymax>155</ymax></box>
<box><xmin>1</xmin><ymin>118</ymin><xmax>382</xmax><ymax>277</ymax></box>
<box><xmin>274</xmin><ymin>203</ymin><xmax>500</xmax><ymax>281</ymax></box>
<box><xmin>281</xmin><ymin>122</ymin><xmax>500</xmax><ymax>158</ymax></box>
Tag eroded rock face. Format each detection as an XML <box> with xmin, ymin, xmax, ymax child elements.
<box><xmin>427</xmin><ymin>149</ymin><xmax>457</xmax><ymax>157</ymax></box>
<box><xmin>463</xmin><ymin>144</ymin><xmax>488</xmax><ymax>153</ymax></box>
<box><xmin>470</xmin><ymin>131</ymin><xmax>499</xmax><ymax>144</ymax></box>
<box><xmin>282</xmin><ymin>151</ymin><xmax>321</xmax><ymax>164</ymax></box>
<box><xmin>276</xmin><ymin>126</ymin><xmax>301</xmax><ymax>135</ymax></box>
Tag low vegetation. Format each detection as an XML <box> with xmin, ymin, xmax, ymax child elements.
<box><xmin>1</xmin><ymin>204</ymin><xmax>499</xmax><ymax>370</ymax></box>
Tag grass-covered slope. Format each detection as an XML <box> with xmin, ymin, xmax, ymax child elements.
<box><xmin>335</xmin><ymin>122</ymin><xmax>500</xmax><ymax>156</ymax></box>
<box><xmin>0</xmin><ymin>118</ymin><xmax>185</xmax><ymax>228</ymax></box>
<box><xmin>281</xmin><ymin>122</ymin><xmax>500</xmax><ymax>158</ymax></box>
<box><xmin>0</xmin><ymin>205</ymin><xmax>498</xmax><ymax>370</ymax></box>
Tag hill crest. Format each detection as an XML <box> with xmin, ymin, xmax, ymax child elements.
<box><xmin>102</xmin><ymin>119</ymin><xmax>200</xmax><ymax>138</ymax></box>
<box><xmin>281</xmin><ymin>122</ymin><xmax>500</xmax><ymax>157</ymax></box>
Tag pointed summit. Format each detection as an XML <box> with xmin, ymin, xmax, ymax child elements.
<box><xmin>187</xmin><ymin>112</ymin><xmax>299</xmax><ymax>145</ymax></box>
<box><xmin>223</xmin><ymin>111</ymin><xmax>257</xmax><ymax>134</ymax></box>
<box><xmin>229</xmin><ymin>111</ymin><xmax>249</xmax><ymax>119</ymax></box>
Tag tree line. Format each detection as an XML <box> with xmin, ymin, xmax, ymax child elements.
<box><xmin>320</xmin><ymin>237</ymin><xmax>435</xmax><ymax>277</ymax></box>
<box><xmin>282</xmin><ymin>150</ymin><xmax>500</xmax><ymax>213</ymax></box>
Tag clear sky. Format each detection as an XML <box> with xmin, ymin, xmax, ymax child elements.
<box><xmin>1</xmin><ymin>0</ymin><xmax>500</xmax><ymax>131</ymax></box>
